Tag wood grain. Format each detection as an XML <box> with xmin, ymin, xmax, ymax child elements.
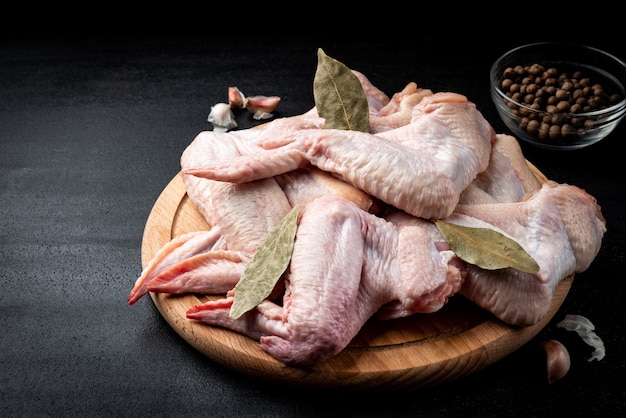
<box><xmin>143</xmin><ymin>168</ymin><xmax>571</xmax><ymax>391</ymax></box>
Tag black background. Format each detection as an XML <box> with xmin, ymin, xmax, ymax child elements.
<box><xmin>2</xmin><ymin>28</ymin><xmax>625</xmax><ymax>417</ymax></box>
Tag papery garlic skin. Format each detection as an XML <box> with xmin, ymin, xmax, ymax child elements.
<box><xmin>208</xmin><ymin>103</ymin><xmax>237</xmax><ymax>132</ymax></box>
<box><xmin>541</xmin><ymin>340</ymin><xmax>571</xmax><ymax>384</ymax></box>
<box><xmin>251</xmin><ymin>111</ymin><xmax>275</xmax><ymax>120</ymax></box>
<box><xmin>557</xmin><ymin>314</ymin><xmax>606</xmax><ymax>361</ymax></box>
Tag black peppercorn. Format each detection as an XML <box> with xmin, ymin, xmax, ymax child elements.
<box><xmin>499</xmin><ymin>63</ymin><xmax>623</xmax><ymax>142</ymax></box>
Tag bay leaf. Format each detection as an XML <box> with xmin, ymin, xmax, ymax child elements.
<box><xmin>434</xmin><ymin>220</ymin><xmax>540</xmax><ymax>274</ymax></box>
<box><xmin>313</xmin><ymin>48</ymin><xmax>370</xmax><ymax>132</ymax></box>
<box><xmin>230</xmin><ymin>205</ymin><xmax>301</xmax><ymax>319</ymax></box>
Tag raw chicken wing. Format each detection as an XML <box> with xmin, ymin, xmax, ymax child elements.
<box><xmin>186</xmin><ymin>196</ymin><xmax>466</xmax><ymax>366</ymax></box>
<box><xmin>184</xmin><ymin>92</ymin><xmax>496</xmax><ymax>220</ymax></box>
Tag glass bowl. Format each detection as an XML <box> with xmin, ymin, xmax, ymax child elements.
<box><xmin>490</xmin><ymin>42</ymin><xmax>626</xmax><ymax>150</ymax></box>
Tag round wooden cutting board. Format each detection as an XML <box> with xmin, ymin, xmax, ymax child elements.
<box><xmin>142</xmin><ymin>168</ymin><xmax>572</xmax><ymax>391</ymax></box>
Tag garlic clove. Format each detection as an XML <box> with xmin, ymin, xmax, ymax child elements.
<box><xmin>228</xmin><ymin>87</ymin><xmax>246</xmax><ymax>109</ymax></box>
<box><xmin>245</xmin><ymin>95</ymin><xmax>281</xmax><ymax>120</ymax></box>
<box><xmin>540</xmin><ymin>339</ymin><xmax>571</xmax><ymax>384</ymax></box>
<box><xmin>208</xmin><ymin>102</ymin><xmax>237</xmax><ymax>132</ymax></box>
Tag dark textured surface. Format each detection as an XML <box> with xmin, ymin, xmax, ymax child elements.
<box><xmin>1</xmin><ymin>36</ymin><xmax>624</xmax><ymax>417</ymax></box>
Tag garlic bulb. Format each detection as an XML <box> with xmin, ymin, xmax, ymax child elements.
<box><xmin>208</xmin><ymin>103</ymin><xmax>237</xmax><ymax>132</ymax></box>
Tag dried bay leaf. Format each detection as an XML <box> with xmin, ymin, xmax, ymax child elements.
<box><xmin>230</xmin><ymin>205</ymin><xmax>301</xmax><ymax>319</ymax></box>
<box><xmin>435</xmin><ymin>220</ymin><xmax>540</xmax><ymax>274</ymax></box>
<box><xmin>313</xmin><ymin>48</ymin><xmax>370</xmax><ymax>132</ymax></box>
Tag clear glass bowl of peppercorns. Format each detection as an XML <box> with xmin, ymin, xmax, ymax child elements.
<box><xmin>490</xmin><ymin>42</ymin><xmax>626</xmax><ymax>150</ymax></box>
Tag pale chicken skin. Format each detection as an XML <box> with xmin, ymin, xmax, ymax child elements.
<box><xmin>130</xmin><ymin>69</ymin><xmax>607</xmax><ymax>367</ymax></box>
<box><xmin>128</xmin><ymin>229</ymin><xmax>226</xmax><ymax>305</ymax></box>
<box><xmin>459</xmin><ymin>133</ymin><xmax>542</xmax><ymax>205</ymax></box>
<box><xmin>183</xmin><ymin>92</ymin><xmax>496</xmax><ymax>220</ymax></box>
<box><xmin>181</xmin><ymin>129</ymin><xmax>293</xmax><ymax>256</ymax></box>
<box><xmin>129</xmin><ymin>124</ymin><xmax>376</xmax><ymax>306</ymax></box>
<box><xmin>186</xmin><ymin>196</ymin><xmax>467</xmax><ymax>366</ymax></box>
<box><xmin>449</xmin><ymin>181</ymin><xmax>606</xmax><ymax>326</ymax></box>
